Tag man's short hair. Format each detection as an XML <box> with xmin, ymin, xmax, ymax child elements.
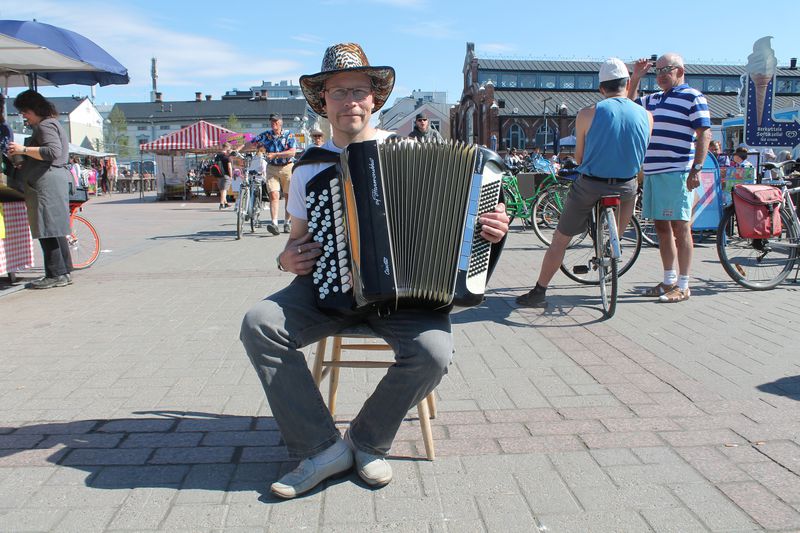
<box><xmin>599</xmin><ymin>77</ymin><xmax>628</xmax><ymax>93</ymax></box>
<box><xmin>735</xmin><ymin>147</ymin><xmax>749</xmax><ymax>158</ymax></box>
<box><xmin>269</xmin><ymin>113</ymin><xmax>282</xmax><ymax>121</ymax></box>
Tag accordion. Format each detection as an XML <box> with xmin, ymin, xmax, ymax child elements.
<box><xmin>305</xmin><ymin>139</ymin><xmax>504</xmax><ymax>313</ymax></box>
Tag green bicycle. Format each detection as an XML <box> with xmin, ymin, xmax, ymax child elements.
<box><xmin>501</xmin><ymin>161</ymin><xmax>563</xmax><ymax>228</ymax></box>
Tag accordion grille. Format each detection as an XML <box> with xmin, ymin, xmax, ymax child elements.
<box><xmin>379</xmin><ymin>141</ymin><xmax>476</xmax><ymax>306</ymax></box>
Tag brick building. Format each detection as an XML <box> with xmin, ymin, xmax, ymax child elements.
<box><xmin>451</xmin><ymin>42</ymin><xmax>800</xmax><ymax>155</ymax></box>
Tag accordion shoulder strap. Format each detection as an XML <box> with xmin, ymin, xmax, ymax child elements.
<box><xmin>293</xmin><ymin>147</ymin><xmax>340</xmax><ymax>172</ymax></box>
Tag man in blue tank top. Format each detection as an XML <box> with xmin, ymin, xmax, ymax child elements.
<box><xmin>517</xmin><ymin>58</ymin><xmax>652</xmax><ymax>308</ymax></box>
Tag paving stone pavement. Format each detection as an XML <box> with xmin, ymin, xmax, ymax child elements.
<box><xmin>1</xmin><ymin>192</ymin><xmax>800</xmax><ymax>532</ymax></box>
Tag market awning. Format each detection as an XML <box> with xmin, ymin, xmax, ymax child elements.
<box><xmin>139</xmin><ymin>120</ymin><xmax>237</xmax><ymax>153</ymax></box>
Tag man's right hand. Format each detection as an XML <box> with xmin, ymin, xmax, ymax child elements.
<box><xmin>281</xmin><ymin>233</ymin><xmax>322</xmax><ymax>275</ymax></box>
<box><xmin>631</xmin><ymin>58</ymin><xmax>652</xmax><ymax>79</ymax></box>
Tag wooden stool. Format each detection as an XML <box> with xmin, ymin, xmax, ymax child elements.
<box><xmin>311</xmin><ymin>324</ymin><xmax>437</xmax><ymax>460</ymax></box>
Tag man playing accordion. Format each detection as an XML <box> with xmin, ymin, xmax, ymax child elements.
<box><xmin>240</xmin><ymin>43</ymin><xmax>509</xmax><ymax>499</ymax></box>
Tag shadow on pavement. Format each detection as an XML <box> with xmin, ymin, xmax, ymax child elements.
<box><xmin>148</xmin><ymin>231</ymin><xmax>233</xmax><ymax>242</ymax></box>
<box><xmin>0</xmin><ymin>410</ymin><xmax>421</xmax><ymax>500</ymax></box>
<box><xmin>757</xmin><ymin>376</ymin><xmax>800</xmax><ymax>400</ymax></box>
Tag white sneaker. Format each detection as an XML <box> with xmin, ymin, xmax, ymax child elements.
<box><xmin>344</xmin><ymin>430</ymin><xmax>392</xmax><ymax>487</ymax></box>
<box><xmin>270</xmin><ymin>438</ymin><xmax>353</xmax><ymax>499</ymax></box>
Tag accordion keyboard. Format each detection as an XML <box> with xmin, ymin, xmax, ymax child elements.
<box><xmin>467</xmin><ymin>179</ymin><xmax>503</xmax><ymax>277</ymax></box>
<box><xmin>306</xmin><ymin>176</ymin><xmax>352</xmax><ymax>304</ymax></box>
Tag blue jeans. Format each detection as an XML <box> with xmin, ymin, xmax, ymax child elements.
<box><xmin>240</xmin><ymin>275</ymin><xmax>453</xmax><ymax>458</ymax></box>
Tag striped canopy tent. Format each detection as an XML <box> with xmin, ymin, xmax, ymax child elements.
<box><xmin>139</xmin><ymin>120</ymin><xmax>237</xmax><ymax>154</ymax></box>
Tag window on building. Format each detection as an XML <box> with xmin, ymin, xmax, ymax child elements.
<box><xmin>500</xmin><ymin>73</ymin><xmax>517</xmax><ymax>88</ymax></box>
<box><xmin>793</xmin><ymin>80</ymin><xmax>800</xmax><ymax>93</ymax></box>
<box><xmin>430</xmin><ymin>120</ymin><xmax>441</xmax><ymax>132</ymax></box>
<box><xmin>535</xmin><ymin>122</ymin><xmax>554</xmax><ymax>148</ymax></box>
<box><xmin>724</xmin><ymin>77</ymin><xmax>742</xmax><ymax>93</ymax></box>
<box><xmin>539</xmin><ymin>74</ymin><xmax>556</xmax><ymax>89</ymax></box>
<box><xmin>776</xmin><ymin>79</ymin><xmax>792</xmax><ymax>93</ymax></box>
<box><xmin>137</xmin><ymin>126</ymin><xmax>147</xmax><ymax>131</ymax></box>
<box><xmin>505</xmin><ymin>123</ymin><xmax>526</xmax><ymax>150</ymax></box>
<box><xmin>686</xmin><ymin>77</ymin><xmax>703</xmax><ymax>91</ymax></box>
<box><xmin>477</xmin><ymin>71</ymin><xmax>498</xmax><ymax>85</ymax></box>
<box><xmin>706</xmin><ymin>78</ymin><xmax>722</xmax><ymax>92</ymax></box>
<box><xmin>558</xmin><ymin>75</ymin><xmax>575</xmax><ymax>89</ymax></box>
<box><xmin>519</xmin><ymin>74</ymin><xmax>537</xmax><ymax>88</ymax></box>
<box><xmin>137</xmin><ymin>136</ymin><xmax>148</xmax><ymax>145</ymax></box>
<box><xmin>160</xmin><ymin>125</ymin><xmax>170</xmax><ymax>130</ymax></box>
<box><xmin>577</xmin><ymin>75</ymin><xmax>594</xmax><ymax>89</ymax></box>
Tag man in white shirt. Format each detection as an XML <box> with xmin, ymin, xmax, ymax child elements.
<box><xmin>240</xmin><ymin>43</ymin><xmax>509</xmax><ymax>500</ymax></box>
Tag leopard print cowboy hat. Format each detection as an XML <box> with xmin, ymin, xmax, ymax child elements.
<box><xmin>299</xmin><ymin>43</ymin><xmax>395</xmax><ymax>118</ymax></box>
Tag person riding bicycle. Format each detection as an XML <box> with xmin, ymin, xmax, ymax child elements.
<box><xmin>517</xmin><ymin>58</ymin><xmax>653</xmax><ymax>308</ymax></box>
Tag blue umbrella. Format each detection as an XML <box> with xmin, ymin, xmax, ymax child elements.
<box><xmin>0</xmin><ymin>19</ymin><xmax>129</xmax><ymax>87</ymax></box>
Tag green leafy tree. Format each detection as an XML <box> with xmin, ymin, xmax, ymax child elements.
<box><xmin>225</xmin><ymin>113</ymin><xmax>242</xmax><ymax>132</ymax></box>
<box><xmin>105</xmin><ymin>106</ymin><xmax>131</xmax><ymax>158</ymax></box>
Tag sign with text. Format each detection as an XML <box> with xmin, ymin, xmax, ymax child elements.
<box><xmin>743</xmin><ymin>36</ymin><xmax>800</xmax><ymax>148</ymax></box>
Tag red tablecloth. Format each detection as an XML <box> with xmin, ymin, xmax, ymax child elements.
<box><xmin>0</xmin><ymin>201</ymin><xmax>35</xmax><ymax>275</ymax></box>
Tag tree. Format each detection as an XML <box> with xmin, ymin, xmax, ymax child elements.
<box><xmin>225</xmin><ymin>114</ymin><xmax>242</xmax><ymax>132</ymax></box>
<box><xmin>105</xmin><ymin>106</ymin><xmax>132</xmax><ymax>158</ymax></box>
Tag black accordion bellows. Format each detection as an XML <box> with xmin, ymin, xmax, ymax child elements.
<box><xmin>306</xmin><ymin>139</ymin><xmax>504</xmax><ymax>313</ymax></box>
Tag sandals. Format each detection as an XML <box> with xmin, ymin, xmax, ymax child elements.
<box><xmin>642</xmin><ymin>282</ymin><xmax>676</xmax><ymax>297</ymax></box>
<box><xmin>659</xmin><ymin>287</ymin><xmax>691</xmax><ymax>303</ymax></box>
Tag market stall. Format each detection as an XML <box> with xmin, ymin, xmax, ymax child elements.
<box><xmin>138</xmin><ymin>120</ymin><xmax>237</xmax><ymax>200</ymax></box>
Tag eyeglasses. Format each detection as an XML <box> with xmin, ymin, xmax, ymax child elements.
<box><xmin>324</xmin><ymin>87</ymin><xmax>372</xmax><ymax>101</ymax></box>
<box><xmin>654</xmin><ymin>65</ymin><xmax>679</xmax><ymax>75</ymax></box>
<box><xmin>416</xmin><ymin>118</ymin><xmax>428</xmax><ymax>122</ymax></box>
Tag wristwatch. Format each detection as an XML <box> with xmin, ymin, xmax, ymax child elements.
<box><xmin>692</xmin><ymin>163</ymin><xmax>703</xmax><ymax>171</ymax></box>
<box><xmin>276</xmin><ymin>253</ymin><xmax>287</xmax><ymax>272</ymax></box>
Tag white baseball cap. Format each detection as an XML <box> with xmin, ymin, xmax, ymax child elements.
<box><xmin>599</xmin><ymin>58</ymin><xmax>630</xmax><ymax>82</ymax></box>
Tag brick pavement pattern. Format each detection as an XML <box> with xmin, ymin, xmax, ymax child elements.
<box><xmin>1</xmin><ymin>192</ymin><xmax>800</xmax><ymax>532</ymax></box>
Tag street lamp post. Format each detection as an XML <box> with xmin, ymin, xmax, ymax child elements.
<box><xmin>541</xmin><ymin>96</ymin><xmax>552</xmax><ymax>153</ymax></box>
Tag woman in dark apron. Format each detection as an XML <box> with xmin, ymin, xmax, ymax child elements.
<box><xmin>8</xmin><ymin>90</ymin><xmax>73</xmax><ymax>289</ymax></box>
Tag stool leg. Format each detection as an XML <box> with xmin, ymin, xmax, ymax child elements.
<box><xmin>427</xmin><ymin>392</ymin><xmax>437</xmax><ymax>419</ymax></box>
<box><xmin>328</xmin><ymin>337</ymin><xmax>343</xmax><ymax>417</ymax></box>
<box><xmin>312</xmin><ymin>337</ymin><xmax>327</xmax><ymax>387</ymax></box>
<box><xmin>417</xmin><ymin>398</ymin><xmax>435</xmax><ymax>461</ymax></box>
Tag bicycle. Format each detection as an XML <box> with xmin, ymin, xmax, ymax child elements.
<box><xmin>236</xmin><ymin>171</ymin><xmax>266</xmax><ymax>239</ymax></box>
<box><xmin>716</xmin><ymin>159</ymin><xmax>800</xmax><ymax>290</ymax></box>
<box><xmin>68</xmin><ymin>201</ymin><xmax>100</xmax><ymax>269</ymax></box>
<box><xmin>560</xmin><ymin>195</ymin><xmax>633</xmax><ymax>318</ymax></box>
<box><xmin>501</xmin><ymin>158</ymin><xmax>563</xmax><ymax>228</ymax></box>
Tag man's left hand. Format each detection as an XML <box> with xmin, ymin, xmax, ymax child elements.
<box><xmin>687</xmin><ymin>170</ymin><xmax>701</xmax><ymax>192</ymax></box>
<box><xmin>479</xmin><ymin>203</ymin><xmax>510</xmax><ymax>243</ymax></box>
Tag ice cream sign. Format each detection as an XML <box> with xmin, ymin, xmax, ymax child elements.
<box><xmin>743</xmin><ymin>36</ymin><xmax>800</xmax><ymax>147</ymax></box>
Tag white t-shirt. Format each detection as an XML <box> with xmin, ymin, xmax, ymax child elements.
<box><xmin>287</xmin><ymin>130</ymin><xmax>395</xmax><ymax>220</ymax></box>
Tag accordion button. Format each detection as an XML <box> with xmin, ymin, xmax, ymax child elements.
<box><xmin>342</xmin><ymin>283</ymin><xmax>351</xmax><ymax>292</ymax></box>
<box><xmin>333</xmin><ymin>286</ymin><xmax>339</xmax><ymax>293</ymax></box>
<box><xmin>330</xmin><ymin>185</ymin><xmax>340</xmax><ymax>193</ymax></box>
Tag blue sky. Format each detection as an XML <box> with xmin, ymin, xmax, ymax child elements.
<box><xmin>2</xmin><ymin>0</ymin><xmax>799</xmax><ymax>108</ymax></box>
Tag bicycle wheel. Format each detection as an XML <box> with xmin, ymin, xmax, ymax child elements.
<box><xmin>597</xmin><ymin>207</ymin><xmax>619</xmax><ymax>318</ymax></box>
<box><xmin>236</xmin><ymin>187</ymin><xmax>247</xmax><ymax>240</ymax></box>
<box><xmin>69</xmin><ymin>214</ymin><xmax>100</xmax><ymax>269</ymax></box>
<box><xmin>635</xmin><ymin>194</ymin><xmax>659</xmax><ymax>247</ymax></box>
<box><xmin>251</xmin><ymin>189</ymin><xmax>262</xmax><ymax>233</ymax></box>
<box><xmin>561</xmin><ymin>212</ymin><xmax>641</xmax><ymax>284</ymax></box>
<box><xmin>716</xmin><ymin>206</ymin><xmax>798</xmax><ymax>290</ymax></box>
<box><xmin>531</xmin><ymin>182</ymin><xmax>571</xmax><ymax>245</ymax></box>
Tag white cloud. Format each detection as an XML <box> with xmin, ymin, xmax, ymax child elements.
<box><xmin>6</xmin><ymin>0</ymin><xmax>306</xmax><ymax>99</ymax></box>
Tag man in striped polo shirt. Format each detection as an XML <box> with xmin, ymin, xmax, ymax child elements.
<box><xmin>628</xmin><ymin>53</ymin><xmax>711</xmax><ymax>303</ymax></box>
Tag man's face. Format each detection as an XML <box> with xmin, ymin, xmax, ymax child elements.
<box><xmin>322</xmin><ymin>72</ymin><xmax>375</xmax><ymax>139</ymax></box>
<box><xmin>271</xmin><ymin>118</ymin><xmax>282</xmax><ymax>133</ymax></box>
<box><xmin>312</xmin><ymin>135</ymin><xmax>324</xmax><ymax>146</ymax></box>
<box><xmin>416</xmin><ymin>117</ymin><xmax>429</xmax><ymax>133</ymax></box>
<box><xmin>709</xmin><ymin>143</ymin><xmax>720</xmax><ymax>155</ymax></box>
<box><xmin>654</xmin><ymin>57</ymin><xmax>682</xmax><ymax>91</ymax></box>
